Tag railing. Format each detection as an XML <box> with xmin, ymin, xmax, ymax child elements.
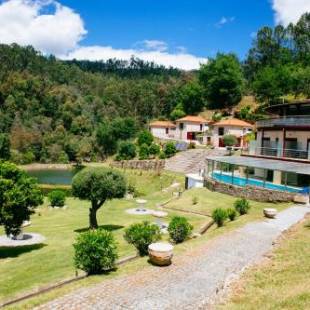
<box><xmin>242</xmin><ymin>146</ymin><xmax>310</xmax><ymax>160</ymax></box>
<box><xmin>256</xmin><ymin>115</ymin><xmax>310</xmax><ymax>128</ymax></box>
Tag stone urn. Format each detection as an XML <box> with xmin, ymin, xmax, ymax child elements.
<box><xmin>264</xmin><ymin>208</ymin><xmax>277</xmax><ymax>219</ymax></box>
<box><xmin>148</xmin><ymin>242</ymin><xmax>174</xmax><ymax>266</ymax></box>
<box><xmin>11</xmin><ymin>231</ymin><xmax>24</xmax><ymax>240</ymax></box>
<box><xmin>136</xmin><ymin>199</ymin><xmax>147</xmax><ymax>210</ymax></box>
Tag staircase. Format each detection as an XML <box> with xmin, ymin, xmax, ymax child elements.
<box><xmin>165</xmin><ymin>148</ymin><xmax>226</xmax><ymax>174</ymax></box>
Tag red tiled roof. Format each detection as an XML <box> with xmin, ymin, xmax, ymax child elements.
<box><xmin>149</xmin><ymin>121</ymin><xmax>176</xmax><ymax>128</ymax></box>
<box><xmin>213</xmin><ymin>118</ymin><xmax>253</xmax><ymax>128</ymax></box>
<box><xmin>176</xmin><ymin>115</ymin><xmax>208</xmax><ymax>123</ymax></box>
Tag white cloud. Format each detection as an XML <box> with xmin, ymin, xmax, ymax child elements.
<box><xmin>0</xmin><ymin>0</ymin><xmax>207</xmax><ymax>70</ymax></box>
<box><xmin>63</xmin><ymin>46</ymin><xmax>207</xmax><ymax>70</ymax></box>
<box><xmin>0</xmin><ymin>0</ymin><xmax>86</xmax><ymax>55</ymax></box>
<box><xmin>142</xmin><ymin>40</ymin><xmax>168</xmax><ymax>52</ymax></box>
<box><xmin>272</xmin><ymin>0</ymin><xmax>310</xmax><ymax>26</ymax></box>
<box><xmin>215</xmin><ymin>16</ymin><xmax>235</xmax><ymax>28</ymax></box>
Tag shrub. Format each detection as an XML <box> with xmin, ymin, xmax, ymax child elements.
<box><xmin>223</xmin><ymin>134</ymin><xmax>238</xmax><ymax>147</ymax></box>
<box><xmin>137</xmin><ymin>130</ymin><xmax>153</xmax><ymax>146</ymax></box>
<box><xmin>148</xmin><ymin>143</ymin><xmax>160</xmax><ymax>157</ymax></box>
<box><xmin>212</xmin><ymin>208</ymin><xmax>228</xmax><ymax>227</ymax></box>
<box><xmin>227</xmin><ymin>208</ymin><xmax>237</xmax><ymax>221</ymax></box>
<box><xmin>164</xmin><ymin>142</ymin><xmax>177</xmax><ymax>158</ymax></box>
<box><xmin>124</xmin><ymin>221</ymin><xmax>161</xmax><ymax>256</ymax></box>
<box><xmin>234</xmin><ymin>198</ymin><xmax>250</xmax><ymax>215</ymax></box>
<box><xmin>159</xmin><ymin>151</ymin><xmax>166</xmax><ymax>159</ymax></box>
<box><xmin>73</xmin><ymin>229</ymin><xmax>118</xmax><ymax>275</ymax></box>
<box><xmin>116</xmin><ymin>141</ymin><xmax>136</xmax><ymax>160</ymax></box>
<box><xmin>188</xmin><ymin>142</ymin><xmax>196</xmax><ymax>149</ymax></box>
<box><xmin>168</xmin><ymin>216</ymin><xmax>193</xmax><ymax>243</ymax></box>
<box><xmin>48</xmin><ymin>190</ymin><xmax>66</xmax><ymax>207</ymax></box>
<box><xmin>192</xmin><ymin>196</ymin><xmax>198</xmax><ymax>205</ymax></box>
<box><xmin>139</xmin><ymin>143</ymin><xmax>149</xmax><ymax>160</ymax></box>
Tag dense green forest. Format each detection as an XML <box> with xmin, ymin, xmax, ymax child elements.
<box><xmin>0</xmin><ymin>13</ymin><xmax>309</xmax><ymax>164</ymax></box>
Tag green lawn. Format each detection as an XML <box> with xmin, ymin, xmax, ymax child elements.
<box><xmin>221</xmin><ymin>216</ymin><xmax>310</xmax><ymax>310</ymax></box>
<box><xmin>0</xmin><ymin>170</ymin><xmax>208</xmax><ymax>302</ymax></box>
<box><xmin>0</xmin><ymin>175</ymin><xmax>291</xmax><ymax>307</ymax></box>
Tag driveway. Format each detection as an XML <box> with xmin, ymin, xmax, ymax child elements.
<box><xmin>37</xmin><ymin>205</ymin><xmax>309</xmax><ymax>310</ymax></box>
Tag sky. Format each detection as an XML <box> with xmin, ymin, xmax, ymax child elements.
<box><xmin>0</xmin><ymin>0</ymin><xmax>309</xmax><ymax>70</ymax></box>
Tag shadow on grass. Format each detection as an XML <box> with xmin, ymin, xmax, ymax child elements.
<box><xmin>0</xmin><ymin>244</ymin><xmax>46</xmax><ymax>259</ymax></box>
<box><xmin>75</xmin><ymin>224</ymin><xmax>124</xmax><ymax>233</ymax></box>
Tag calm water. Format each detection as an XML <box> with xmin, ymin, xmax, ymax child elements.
<box><xmin>27</xmin><ymin>169</ymin><xmax>76</xmax><ymax>185</ymax></box>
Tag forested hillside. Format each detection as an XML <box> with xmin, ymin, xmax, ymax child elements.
<box><xmin>0</xmin><ymin>13</ymin><xmax>309</xmax><ymax>164</ymax></box>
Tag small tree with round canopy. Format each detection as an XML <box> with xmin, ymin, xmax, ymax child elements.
<box><xmin>72</xmin><ymin>167</ymin><xmax>126</xmax><ymax>229</ymax></box>
<box><xmin>0</xmin><ymin>162</ymin><xmax>43</xmax><ymax>237</ymax></box>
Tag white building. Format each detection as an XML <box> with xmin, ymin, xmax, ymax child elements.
<box><xmin>149</xmin><ymin>121</ymin><xmax>176</xmax><ymax>139</ymax></box>
<box><xmin>209</xmin><ymin>118</ymin><xmax>253</xmax><ymax>148</ymax></box>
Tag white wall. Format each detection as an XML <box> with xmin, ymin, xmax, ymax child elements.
<box><xmin>175</xmin><ymin>122</ymin><xmax>208</xmax><ymax>141</ymax></box>
<box><xmin>150</xmin><ymin>127</ymin><xmax>176</xmax><ymax>139</ymax></box>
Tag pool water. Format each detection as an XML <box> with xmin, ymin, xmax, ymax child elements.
<box><xmin>212</xmin><ymin>172</ymin><xmax>305</xmax><ymax>193</ymax></box>
<box><xmin>27</xmin><ymin>169</ymin><xmax>76</xmax><ymax>185</ymax></box>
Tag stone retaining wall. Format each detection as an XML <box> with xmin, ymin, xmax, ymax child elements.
<box><xmin>204</xmin><ymin>177</ymin><xmax>295</xmax><ymax>202</ymax></box>
<box><xmin>111</xmin><ymin>160</ymin><xmax>165</xmax><ymax>171</ymax></box>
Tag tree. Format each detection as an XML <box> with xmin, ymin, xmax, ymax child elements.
<box><xmin>137</xmin><ymin>130</ymin><xmax>153</xmax><ymax>146</ymax></box>
<box><xmin>223</xmin><ymin>134</ymin><xmax>238</xmax><ymax>147</ymax></box>
<box><xmin>199</xmin><ymin>53</ymin><xmax>244</xmax><ymax>109</ymax></box>
<box><xmin>179</xmin><ymin>81</ymin><xmax>205</xmax><ymax>115</ymax></box>
<box><xmin>0</xmin><ymin>162</ymin><xmax>43</xmax><ymax>236</ymax></box>
<box><xmin>110</xmin><ymin>117</ymin><xmax>138</xmax><ymax>140</ymax></box>
<box><xmin>72</xmin><ymin>168</ymin><xmax>126</xmax><ymax>229</ymax></box>
<box><xmin>116</xmin><ymin>141</ymin><xmax>136</xmax><ymax>160</ymax></box>
<box><xmin>0</xmin><ymin>134</ymin><xmax>10</xmax><ymax>160</ymax></box>
<box><xmin>96</xmin><ymin>122</ymin><xmax>118</xmax><ymax>157</ymax></box>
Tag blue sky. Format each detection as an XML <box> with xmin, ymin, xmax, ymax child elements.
<box><xmin>0</xmin><ymin>0</ymin><xmax>309</xmax><ymax>69</ymax></box>
<box><xmin>61</xmin><ymin>0</ymin><xmax>274</xmax><ymax>59</ymax></box>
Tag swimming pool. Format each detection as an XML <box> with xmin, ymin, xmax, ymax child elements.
<box><xmin>212</xmin><ymin>172</ymin><xmax>306</xmax><ymax>194</ymax></box>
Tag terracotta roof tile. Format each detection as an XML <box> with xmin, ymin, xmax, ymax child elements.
<box><xmin>213</xmin><ymin>118</ymin><xmax>253</xmax><ymax>128</ymax></box>
<box><xmin>149</xmin><ymin>121</ymin><xmax>176</xmax><ymax>128</ymax></box>
<box><xmin>176</xmin><ymin>115</ymin><xmax>208</xmax><ymax>123</ymax></box>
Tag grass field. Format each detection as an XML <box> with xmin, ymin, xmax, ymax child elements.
<box><xmin>0</xmin><ymin>174</ymin><xmax>291</xmax><ymax>307</ymax></box>
<box><xmin>221</xmin><ymin>216</ymin><xmax>310</xmax><ymax>310</ymax></box>
<box><xmin>0</xmin><ymin>170</ymin><xmax>209</xmax><ymax>302</ymax></box>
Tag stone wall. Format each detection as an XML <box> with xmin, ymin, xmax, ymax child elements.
<box><xmin>204</xmin><ymin>177</ymin><xmax>295</xmax><ymax>202</ymax></box>
<box><xmin>111</xmin><ymin>160</ymin><xmax>165</xmax><ymax>171</ymax></box>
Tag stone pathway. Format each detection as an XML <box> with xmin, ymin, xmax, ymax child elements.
<box><xmin>37</xmin><ymin>205</ymin><xmax>309</xmax><ymax>310</ymax></box>
<box><xmin>165</xmin><ymin>149</ymin><xmax>226</xmax><ymax>174</ymax></box>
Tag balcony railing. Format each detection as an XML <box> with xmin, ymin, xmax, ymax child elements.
<box><xmin>256</xmin><ymin>115</ymin><xmax>310</xmax><ymax>128</ymax></box>
<box><xmin>242</xmin><ymin>146</ymin><xmax>310</xmax><ymax>161</ymax></box>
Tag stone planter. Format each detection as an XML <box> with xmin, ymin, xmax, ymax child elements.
<box><xmin>264</xmin><ymin>208</ymin><xmax>277</xmax><ymax>219</ymax></box>
<box><xmin>136</xmin><ymin>199</ymin><xmax>147</xmax><ymax>209</ymax></box>
<box><xmin>148</xmin><ymin>242</ymin><xmax>173</xmax><ymax>266</ymax></box>
<box><xmin>293</xmin><ymin>194</ymin><xmax>309</xmax><ymax>204</ymax></box>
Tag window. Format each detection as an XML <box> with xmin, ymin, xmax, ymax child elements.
<box><xmin>165</xmin><ymin>128</ymin><xmax>169</xmax><ymax>134</ymax></box>
<box><xmin>218</xmin><ymin>127</ymin><xmax>224</xmax><ymax>136</ymax></box>
<box><xmin>200</xmin><ymin>124</ymin><xmax>203</xmax><ymax>131</ymax></box>
<box><xmin>179</xmin><ymin>123</ymin><xmax>184</xmax><ymax>130</ymax></box>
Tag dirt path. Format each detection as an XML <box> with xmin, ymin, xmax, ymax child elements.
<box><xmin>36</xmin><ymin>205</ymin><xmax>309</xmax><ymax>310</ymax></box>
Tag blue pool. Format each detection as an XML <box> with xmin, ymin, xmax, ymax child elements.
<box><xmin>212</xmin><ymin>172</ymin><xmax>307</xmax><ymax>194</ymax></box>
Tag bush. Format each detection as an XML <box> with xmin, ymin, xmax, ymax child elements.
<box><xmin>168</xmin><ymin>216</ymin><xmax>193</xmax><ymax>243</ymax></box>
<box><xmin>234</xmin><ymin>198</ymin><xmax>250</xmax><ymax>215</ymax></box>
<box><xmin>73</xmin><ymin>229</ymin><xmax>118</xmax><ymax>275</ymax></box>
<box><xmin>124</xmin><ymin>221</ymin><xmax>161</xmax><ymax>256</ymax></box>
<box><xmin>137</xmin><ymin>130</ymin><xmax>153</xmax><ymax>146</ymax></box>
<box><xmin>116</xmin><ymin>141</ymin><xmax>136</xmax><ymax>160</ymax></box>
<box><xmin>139</xmin><ymin>143</ymin><xmax>149</xmax><ymax>160</ymax></box>
<box><xmin>159</xmin><ymin>151</ymin><xmax>166</xmax><ymax>159</ymax></box>
<box><xmin>48</xmin><ymin>190</ymin><xmax>66</xmax><ymax>207</ymax></box>
<box><xmin>212</xmin><ymin>208</ymin><xmax>228</xmax><ymax>227</ymax></box>
<box><xmin>192</xmin><ymin>196</ymin><xmax>198</xmax><ymax>205</ymax></box>
<box><xmin>148</xmin><ymin>143</ymin><xmax>160</xmax><ymax>157</ymax></box>
<box><xmin>164</xmin><ymin>142</ymin><xmax>177</xmax><ymax>158</ymax></box>
<box><xmin>227</xmin><ymin>208</ymin><xmax>237</xmax><ymax>221</ymax></box>
<box><xmin>188</xmin><ymin>142</ymin><xmax>196</xmax><ymax>149</ymax></box>
<box><xmin>223</xmin><ymin>134</ymin><xmax>238</xmax><ymax>147</ymax></box>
